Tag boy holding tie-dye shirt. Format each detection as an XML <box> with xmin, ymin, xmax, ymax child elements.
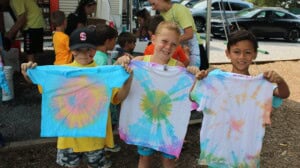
<box><xmin>21</xmin><ymin>27</ymin><xmax>132</xmax><ymax>168</ymax></box>
<box><xmin>189</xmin><ymin>30</ymin><xmax>290</xmax><ymax>167</ymax></box>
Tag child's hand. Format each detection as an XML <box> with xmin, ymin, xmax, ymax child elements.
<box><xmin>263</xmin><ymin>71</ymin><xmax>284</xmax><ymax>84</ymax></box>
<box><xmin>264</xmin><ymin>70</ymin><xmax>290</xmax><ymax>99</ymax></box>
<box><xmin>122</xmin><ymin>63</ymin><xmax>133</xmax><ymax>75</ymax></box>
<box><xmin>21</xmin><ymin>61</ymin><xmax>37</xmax><ymax>77</ymax></box>
<box><xmin>115</xmin><ymin>55</ymin><xmax>131</xmax><ymax>65</ymax></box>
<box><xmin>187</xmin><ymin>66</ymin><xmax>208</xmax><ymax>80</ymax></box>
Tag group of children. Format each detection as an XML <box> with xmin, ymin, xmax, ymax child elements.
<box><xmin>19</xmin><ymin>8</ymin><xmax>290</xmax><ymax>168</ymax></box>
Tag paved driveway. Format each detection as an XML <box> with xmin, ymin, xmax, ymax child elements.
<box><xmin>208</xmin><ymin>38</ymin><xmax>300</xmax><ymax>64</ymax></box>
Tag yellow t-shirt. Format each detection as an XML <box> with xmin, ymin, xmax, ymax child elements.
<box><xmin>56</xmin><ymin>60</ymin><xmax>116</xmax><ymax>152</ymax></box>
<box><xmin>160</xmin><ymin>4</ymin><xmax>203</xmax><ymax>44</ymax></box>
<box><xmin>10</xmin><ymin>0</ymin><xmax>45</xmax><ymax>30</ymax></box>
<box><xmin>160</xmin><ymin>4</ymin><xmax>197</xmax><ymax>32</ymax></box>
<box><xmin>53</xmin><ymin>31</ymin><xmax>73</xmax><ymax>65</ymax></box>
<box><xmin>143</xmin><ymin>55</ymin><xmax>177</xmax><ymax>66</ymax></box>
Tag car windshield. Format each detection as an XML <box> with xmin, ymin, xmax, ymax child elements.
<box><xmin>235</xmin><ymin>8</ymin><xmax>261</xmax><ymax>17</ymax></box>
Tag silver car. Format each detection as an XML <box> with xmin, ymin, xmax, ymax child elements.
<box><xmin>189</xmin><ymin>0</ymin><xmax>253</xmax><ymax>32</ymax></box>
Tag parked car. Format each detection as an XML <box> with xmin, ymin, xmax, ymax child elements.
<box><xmin>211</xmin><ymin>7</ymin><xmax>300</xmax><ymax>42</ymax></box>
<box><xmin>171</xmin><ymin>0</ymin><xmax>182</xmax><ymax>4</ymax></box>
<box><xmin>188</xmin><ymin>0</ymin><xmax>253</xmax><ymax>32</ymax></box>
<box><xmin>181</xmin><ymin>0</ymin><xmax>200</xmax><ymax>6</ymax></box>
<box><xmin>182</xmin><ymin>0</ymin><xmax>201</xmax><ymax>8</ymax></box>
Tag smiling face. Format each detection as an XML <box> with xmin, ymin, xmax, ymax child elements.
<box><xmin>72</xmin><ymin>48</ymin><xmax>95</xmax><ymax>65</ymax></box>
<box><xmin>226</xmin><ymin>40</ymin><xmax>257</xmax><ymax>75</ymax></box>
<box><xmin>152</xmin><ymin>27</ymin><xmax>179</xmax><ymax>63</ymax></box>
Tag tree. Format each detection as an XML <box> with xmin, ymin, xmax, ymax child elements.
<box><xmin>247</xmin><ymin>0</ymin><xmax>299</xmax><ymax>8</ymax></box>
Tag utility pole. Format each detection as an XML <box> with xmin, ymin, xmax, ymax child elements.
<box><xmin>205</xmin><ymin>0</ymin><xmax>212</xmax><ymax>64</ymax></box>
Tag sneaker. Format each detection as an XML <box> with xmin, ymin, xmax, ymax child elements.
<box><xmin>104</xmin><ymin>144</ymin><xmax>121</xmax><ymax>152</ymax></box>
<box><xmin>99</xmin><ymin>159</ymin><xmax>112</xmax><ymax>168</ymax></box>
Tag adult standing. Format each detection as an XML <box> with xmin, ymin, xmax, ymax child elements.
<box><xmin>6</xmin><ymin>0</ymin><xmax>45</xmax><ymax>62</ymax></box>
<box><xmin>147</xmin><ymin>0</ymin><xmax>203</xmax><ymax>67</ymax></box>
<box><xmin>65</xmin><ymin>0</ymin><xmax>97</xmax><ymax>36</ymax></box>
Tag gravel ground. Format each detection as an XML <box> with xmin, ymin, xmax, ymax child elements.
<box><xmin>0</xmin><ymin>60</ymin><xmax>299</xmax><ymax>168</ymax></box>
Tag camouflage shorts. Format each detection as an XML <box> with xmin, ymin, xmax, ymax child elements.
<box><xmin>56</xmin><ymin>148</ymin><xmax>107</xmax><ymax>168</ymax></box>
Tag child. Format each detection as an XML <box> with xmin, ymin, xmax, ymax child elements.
<box><xmin>93</xmin><ymin>24</ymin><xmax>118</xmax><ymax>65</ymax></box>
<box><xmin>189</xmin><ymin>30</ymin><xmax>290</xmax><ymax>167</ymax></box>
<box><xmin>51</xmin><ymin>10</ymin><xmax>73</xmax><ymax>65</ymax></box>
<box><xmin>93</xmin><ymin>23</ymin><xmax>122</xmax><ymax>152</ymax></box>
<box><xmin>115</xmin><ymin>21</ymin><xmax>206</xmax><ymax>168</ymax></box>
<box><xmin>21</xmin><ymin>27</ymin><xmax>132</xmax><ymax>168</ymax></box>
<box><xmin>144</xmin><ymin>15</ymin><xmax>190</xmax><ymax>67</ymax></box>
<box><xmin>115</xmin><ymin>32</ymin><xmax>136</xmax><ymax>59</ymax></box>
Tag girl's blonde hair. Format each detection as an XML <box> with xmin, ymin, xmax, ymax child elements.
<box><xmin>155</xmin><ymin>21</ymin><xmax>181</xmax><ymax>36</ymax></box>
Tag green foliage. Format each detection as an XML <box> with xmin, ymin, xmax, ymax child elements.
<box><xmin>247</xmin><ymin>0</ymin><xmax>299</xmax><ymax>8</ymax></box>
<box><xmin>248</xmin><ymin>0</ymin><xmax>280</xmax><ymax>7</ymax></box>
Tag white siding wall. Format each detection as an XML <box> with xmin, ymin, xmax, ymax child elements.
<box><xmin>59</xmin><ymin>0</ymin><xmax>79</xmax><ymax>16</ymax></box>
<box><xmin>109</xmin><ymin>0</ymin><xmax>123</xmax><ymax>30</ymax></box>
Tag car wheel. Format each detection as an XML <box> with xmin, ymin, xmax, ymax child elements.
<box><xmin>287</xmin><ymin>29</ymin><xmax>299</xmax><ymax>42</ymax></box>
<box><xmin>194</xmin><ymin>17</ymin><xmax>205</xmax><ymax>33</ymax></box>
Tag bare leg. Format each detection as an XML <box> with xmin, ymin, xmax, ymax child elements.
<box><xmin>161</xmin><ymin>157</ymin><xmax>175</xmax><ymax>168</ymax></box>
<box><xmin>138</xmin><ymin>155</ymin><xmax>152</xmax><ymax>168</ymax></box>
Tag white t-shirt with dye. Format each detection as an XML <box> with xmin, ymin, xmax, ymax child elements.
<box><xmin>190</xmin><ymin>69</ymin><xmax>282</xmax><ymax>167</ymax></box>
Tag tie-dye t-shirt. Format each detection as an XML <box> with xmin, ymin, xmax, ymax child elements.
<box><xmin>190</xmin><ymin>69</ymin><xmax>281</xmax><ymax>167</ymax></box>
<box><xmin>0</xmin><ymin>69</ymin><xmax>10</xmax><ymax>95</ymax></box>
<box><xmin>119</xmin><ymin>60</ymin><xmax>194</xmax><ymax>158</ymax></box>
<box><xmin>27</xmin><ymin>65</ymin><xmax>129</xmax><ymax>137</ymax></box>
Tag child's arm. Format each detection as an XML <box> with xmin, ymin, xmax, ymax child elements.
<box><xmin>187</xmin><ymin>66</ymin><xmax>208</xmax><ymax>101</ymax></box>
<box><xmin>114</xmin><ymin>55</ymin><xmax>131</xmax><ymax>65</ymax></box>
<box><xmin>187</xmin><ymin>66</ymin><xmax>208</xmax><ymax>80</ymax></box>
<box><xmin>21</xmin><ymin>61</ymin><xmax>37</xmax><ymax>83</ymax></box>
<box><xmin>114</xmin><ymin>55</ymin><xmax>144</xmax><ymax>65</ymax></box>
<box><xmin>114</xmin><ymin>64</ymin><xmax>133</xmax><ymax>102</ymax></box>
<box><xmin>263</xmin><ymin>71</ymin><xmax>290</xmax><ymax>99</ymax></box>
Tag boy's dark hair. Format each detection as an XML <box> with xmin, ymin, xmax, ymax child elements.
<box><xmin>94</xmin><ymin>24</ymin><xmax>118</xmax><ymax>46</ymax></box>
<box><xmin>51</xmin><ymin>10</ymin><xmax>65</xmax><ymax>27</ymax></box>
<box><xmin>117</xmin><ymin>32</ymin><xmax>136</xmax><ymax>48</ymax></box>
<box><xmin>148</xmin><ymin>15</ymin><xmax>164</xmax><ymax>34</ymax></box>
<box><xmin>227</xmin><ymin>30</ymin><xmax>258</xmax><ymax>52</ymax></box>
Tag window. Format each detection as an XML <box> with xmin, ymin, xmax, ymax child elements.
<box><xmin>230</xmin><ymin>2</ymin><xmax>251</xmax><ymax>11</ymax></box>
<box><xmin>212</xmin><ymin>1</ymin><xmax>251</xmax><ymax>11</ymax></box>
<box><xmin>212</xmin><ymin>2</ymin><xmax>221</xmax><ymax>10</ymax></box>
<box><xmin>256</xmin><ymin>11</ymin><xmax>266</xmax><ymax>19</ymax></box>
